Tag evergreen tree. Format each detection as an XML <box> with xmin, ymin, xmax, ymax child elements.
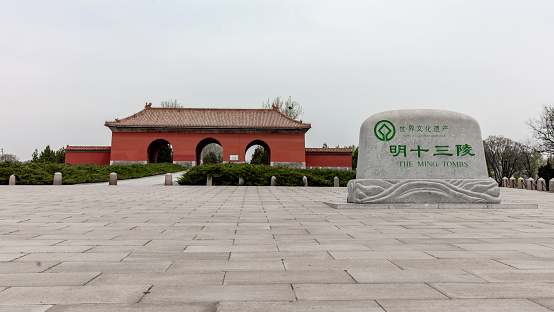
<box><xmin>157</xmin><ymin>144</ymin><xmax>173</xmax><ymax>163</ymax></box>
<box><xmin>31</xmin><ymin>146</ymin><xmax>66</xmax><ymax>163</ymax></box>
<box><xmin>202</xmin><ymin>151</ymin><xmax>219</xmax><ymax>165</ymax></box>
<box><xmin>250</xmin><ymin>146</ymin><xmax>269</xmax><ymax>165</ymax></box>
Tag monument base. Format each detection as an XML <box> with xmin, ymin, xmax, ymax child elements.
<box><xmin>347</xmin><ymin>178</ymin><xmax>501</xmax><ymax>204</ymax></box>
<box><xmin>325</xmin><ymin>202</ymin><xmax>537</xmax><ymax>209</ymax></box>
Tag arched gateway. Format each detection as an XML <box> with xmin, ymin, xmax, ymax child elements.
<box><xmin>66</xmin><ymin>103</ymin><xmax>352</xmax><ymax>170</ymax></box>
<box><xmin>103</xmin><ymin>103</ymin><xmax>311</xmax><ymax>168</ymax></box>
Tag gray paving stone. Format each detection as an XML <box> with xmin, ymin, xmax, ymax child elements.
<box><xmin>16</xmin><ymin>253</ymin><xmax>129</xmax><ymax>262</ymax></box>
<box><xmin>0</xmin><ymin>285</ymin><xmax>150</xmax><ymax>304</ymax></box>
<box><xmin>0</xmin><ymin>254</ymin><xmax>27</xmax><ymax>261</ymax></box>
<box><xmin>424</xmin><ymin>250</ymin><xmax>534</xmax><ymax>259</ymax></box>
<box><xmin>142</xmin><ymin>285</ymin><xmax>295</xmax><ymax>302</ymax></box>
<box><xmin>365</xmin><ymin>243</ymin><xmax>463</xmax><ymax>251</ymax></box>
<box><xmin>294</xmin><ymin>283</ymin><xmax>447</xmax><ymax>300</ymax></box>
<box><xmin>124</xmin><ymin>252</ymin><xmax>230</xmax><ymax>261</ymax></box>
<box><xmin>224</xmin><ymin>270</ymin><xmax>355</xmax><ymax>284</ymax></box>
<box><xmin>47</xmin><ymin>261</ymin><xmax>173</xmax><ymax>273</ymax></box>
<box><xmin>0</xmin><ymin>306</ymin><xmax>53</xmax><ymax>312</ymax></box>
<box><xmin>532</xmin><ymin>299</ymin><xmax>554</xmax><ymax>310</ymax></box>
<box><xmin>329</xmin><ymin>250</ymin><xmax>436</xmax><ymax>259</ymax></box>
<box><xmin>453</xmin><ymin>243</ymin><xmax>554</xmax><ymax>251</ymax></box>
<box><xmin>276</xmin><ymin>243</ymin><xmax>371</xmax><ymax>251</ymax></box>
<box><xmin>0</xmin><ymin>262</ymin><xmax>60</xmax><ymax>273</ymax></box>
<box><xmin>57</xmin><ymin>239</ymin><xmax>151</xmax><ymax>246</ymax></box>
<box><xmin>167</xmin><ymin>260</ymin><xmax>285</xmax><ymax>272</ymax></box>
<box><xmin>184</xmin><ymin>245</ymin><xmax>278</xmax><ymax>252</ymax></box>
<box><xmin>0</xmin><ymin>246</ymin><xmax>93</xmax><ymax>253</ymax></box>
<box><xmin>495</xmin><ymin>259</ymin><xmax>554</xmax><ymax>269</ymax></box>
<box><xmin>88</xmin><ymin>272</ymin><xmax>224</xmax><ymax>286</ymax></box>
<box><xmin>377</xmin><ymin>299</ymin><xmax>552</xmax><ymax>312</ymax></box>
<box><xmin>0</xmin><ymin>273</ymin><xmax>100</xmax><ymax>286</ymax></box>
<box><xmin>216</xmin><ymin>301</ymin><xmax>384</xmax><ymax>312</ymax></box>
<box><xmin>45</xmin><ymin>303</ymin><xmax>216</xmax><ymax>312</ymax></box>
<box><xmin>432</xmin><ymin>282</ymin><xmax>554</xmax><ymax>298</ymax></box>
<box><xmin>229</xmin><ymin>251</ymin><xmax>333</xmax><ymax>260</ymax></box>
<box><xmin>284</xmin><ymin>259</ymin><xmax>401</xmax><ymax>271</ymax></box>
<box><xmin>390</xmin><ymin>259</ymin><xmax>512</xmax><ymax>270</ymax></box>
<box><xmin>348</xmin><ymin>269</ymin><xmax>486</xmax><ymax>283</ymax></box>
<box><xmin>468</xmin><ymin>270</ymin><xmax>554</xmax><ymax>282</ymax></box>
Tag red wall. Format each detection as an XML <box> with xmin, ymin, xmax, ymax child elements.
<box><xmin>110</xmin><ymin>132</ymin><xmax>306</xmax><ymax>163</ymax></box>
<box><xmin>65</xmin><ymin>151</ymin><xmax>111</xmax><ymax>165</ymax></box>
<box><xmin>305</xmin><ymin>153</ymin><xmax>352</xmax><ymax>168</ymax></box>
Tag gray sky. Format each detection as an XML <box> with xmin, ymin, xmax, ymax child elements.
<box><xmin>2</xmin><ymin>0</ymin><xmax>553</xmax><ymax>160</ymax></box>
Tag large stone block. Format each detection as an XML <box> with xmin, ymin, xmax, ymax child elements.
<box><xmin>348</xmin><ymin>109</ymin><xmax>500</xmax><ymax>204</ymax></box>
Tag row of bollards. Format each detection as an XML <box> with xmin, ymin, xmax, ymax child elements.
<box><xmin>205</xmin><ymin>175</ymin><xmax>341</xmax><ymax>187</ymax></box>
<box><xmin>8</xmin><ymin>172</ymin><xmax>175</xmax><ymax>186</ymax></box>
<box><xmin>501</xmin><ymin>177</ymin><xmax>552</xmax><ymax>192</ymax></box>
<box><xmin>7</xmin><ymin>172</ymin><xmax>341</xmax><ymax>187</ymax></box>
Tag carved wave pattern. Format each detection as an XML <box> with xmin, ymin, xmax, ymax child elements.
<box><xmin>348</xmin><ymin>178</ymin><xmax>501</xmax><ymax>204</ymax></box>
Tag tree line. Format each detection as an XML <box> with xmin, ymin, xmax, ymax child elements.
<box><xmin>484</xmin><ymin>104</ymin><xmax>554</xmax><ymax>185</ymax></box>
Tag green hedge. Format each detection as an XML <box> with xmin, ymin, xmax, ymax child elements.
<box><xmin>178</xmin><ymin>163</ymin><xmax>355</xmax><ymax>186</ymax></box>
<box><xmin>0</xmin><ymin>162</ymin><xmax>185</xmax><ymax>185</ymax></box>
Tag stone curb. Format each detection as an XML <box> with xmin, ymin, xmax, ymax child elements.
<box><xmin>324</xmin><ymin>202</ymin><xmax>539</xmax><ymax>209</ymax></box>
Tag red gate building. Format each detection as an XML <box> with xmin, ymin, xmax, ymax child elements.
<box><xmin>66</xmin><ymin>103</ymin><xmax>352</xmax><ymax>170</ymax></box>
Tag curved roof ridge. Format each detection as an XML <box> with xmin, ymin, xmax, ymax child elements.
<box><xmin>104</xmin><ymin>106</ymin><xmax>311</xmax><ymax>130</ymax></box>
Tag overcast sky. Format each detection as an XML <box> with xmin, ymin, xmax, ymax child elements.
<box><xmin>1</xmin><ymin>0</ymin><xmax>553</xmax><ymax>160</ymax></box>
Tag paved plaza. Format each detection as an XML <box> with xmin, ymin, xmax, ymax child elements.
<box><xmin>2</xmin><ymin>182</ymin><xmax>554</xmax><ymax>311</ymax></box>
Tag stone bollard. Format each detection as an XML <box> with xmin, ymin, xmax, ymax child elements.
<box><xmin>502</xmin><ymin>177</ymin><xmax>509</xmax><ymax>187</ymax></box>
<box><xmin>238</xmin><ymin>177</ymin><xmax>244</xmax><ymax>185</ymax></box>
<box><xmin>206</xmin><ymin>176</ymin><xmax>212</xmax><ymax>186</ymax></box>
<box><xmin>509</xmin><ymin>177</ymin><xmax>516</xmax><ymax>188</ymax></box>
<box><xmin>165</xmin><ymin>173</ymin><xmax>172</xmax><ymax>186</ymax></box>
<box><xmin>537</xmin><ymin>178</ymin><xmax>546</xmax><ymax>191</ymax></box>
<box><xmin>271</xmin><ymin>176</ymin><xmax>276</xmax><ymax>186</ymax></box>
<box><xmin>517</xmin><ymin>177</ymin><xmax>525</xmax><ymax>189</ymax></box>
<box><xmin>550</xmin><ymin>179</ymin><xmax>554</xmax><ymax>193</ymax></box>
<box><xmin>303</xmin><ymin>176</ymin><xmax>308</xmax><ymax>187</ymax></box>
<box><xmin>9</xmin><ymin>175</ymin><xmax>16</xmax><ymax>185</ymax></box>
<box><xmin>53</xmin><ymin>172</ymin><xmax>62</xmax><ymax>185</ymax></box>
<box><xmin>527</xmin><ymin>178</ymin><xmax>536</xmax><ymax>191</ymax></box>
<box><xmin>334</xmin><ymin>176</ymin><xmax>339</xmax><ymax>187</ymax></box>
<box><xmin>109</xmin><ymin>172</ymin><xmax>117</xmax><ymax>185</ymax></box>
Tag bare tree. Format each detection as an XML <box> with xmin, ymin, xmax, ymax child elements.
<box><xmin>483</xmin><ymin>136</ymin><xmax>525</xmax><ymax>184</ymax></box>
<box><xmin>160</xmin><ymin>99</ymin><xmax>184</xmax><ymax>108</ymax></box>
<box><xmin>2</xmin><ymin>153</ymin><xmax>19</xmax><ymax>163</ymax></box>
<box><xmin>527</xmin><ymin>104</ymin><xmax>554</xmax><ymax>153</ymax></box>
<box><xmin>262</xmin><ymin>96</ymin><xmax>303</xmax><ymax>120</ymax></box>
<box><xmin>519</xmin><ymin>140</ymin><xmax>545</xmax><ymax>179</ymax></box>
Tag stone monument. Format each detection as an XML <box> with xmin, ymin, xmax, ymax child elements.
<box><xmin>347</xmin><ymin>109</ymin><xmax>500</xmax><ymax>204</ymax></box>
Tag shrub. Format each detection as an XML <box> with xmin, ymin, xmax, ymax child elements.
<box><xmin>177</xmin><ymin>163</ymin><xmax>355</xmax><ymax>186</ymax></box>
<box><xmin>0</xmin><ymin>162</ymin><xmax>184</xmax><ymax>185</ymax></box>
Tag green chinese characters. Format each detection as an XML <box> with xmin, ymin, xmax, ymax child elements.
<box><xmin>390</xmin><ymin>144</ymin><xmax>474</xmax><ymax>169</ymax></box>
<box><xmin>389</xmin><ymin>144</ymin><xmax>475</xmax><ymax>158</ymax></box>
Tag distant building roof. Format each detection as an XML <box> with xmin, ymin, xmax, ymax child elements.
<box><xmin>66</xmin><ymin>146</ymin><xmax>111</xmax><ymax>152</ymax></box>
<box><xmin>305</xmin><ymin>148</ymin><xmax>353</xmax><ymax>154</ymax></box>
<box><xmin>105</xmin><ymin>103</ymin><xmax>311</xmax><ymax>133</ymax></box>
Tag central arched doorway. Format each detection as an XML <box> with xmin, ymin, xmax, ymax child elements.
<box><xmin>245</xmin><ymin>140</ymin><xmax>270</xmax><ymax>165</ymax></box>
<box><xmin>148</xmin><ymin>139</ymin><xmax>173</xmax><ymax>164</ymax></box>
<box><xmin>196</xmin><ymin>138</ymin><xmax>223</xmax><ymax>165</ymax></box>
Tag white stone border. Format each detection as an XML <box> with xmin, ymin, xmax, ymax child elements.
<box><xmin>324</xmin><ymin>202</ymin><xmax>538</xmax><ymax>209</ymax></box>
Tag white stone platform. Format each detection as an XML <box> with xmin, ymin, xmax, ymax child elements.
<box><xmin>1</xmin><ymin>185</ymin><xmax>554</xmax><ymax>311</ymax></box>
<box><xmin>325</xmin><ymin>202</ymin><xmax>539</xmax><ymax>209</ymax></box>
